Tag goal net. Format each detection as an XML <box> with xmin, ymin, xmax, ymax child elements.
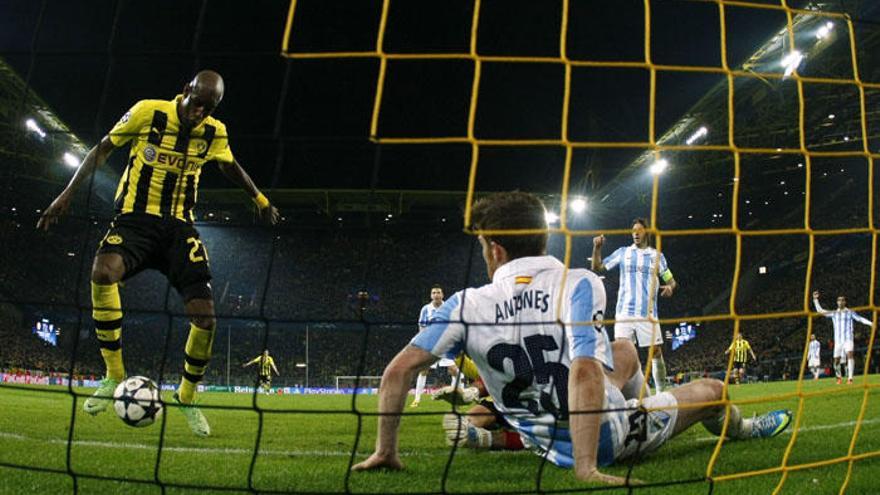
<box><xmin>1</xmin><ymin>0</ymin><xmax>879</xmax><ymax>494</ymax></box>
<box><xmin>335</xmin><ymin>375</ymin><xmax>382</xmax><ymax>393</ymax></box>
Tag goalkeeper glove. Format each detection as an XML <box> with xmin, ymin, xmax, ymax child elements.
<box><xmin>432</xmin><ymin>385</ymin><xmax>480</xmax><ymax>405</ymax></box>
<box><xmin>442</xmin><ymin>413</ymin><xmax>493</xmax><ymax>449</ymax></box>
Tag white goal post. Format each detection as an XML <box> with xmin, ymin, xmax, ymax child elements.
<box><xmin>335</xmin><ymin>375</ymin><xmax>382</xmax><ymax>392</ymax></box>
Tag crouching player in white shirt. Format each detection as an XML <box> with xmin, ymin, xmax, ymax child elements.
<box><xmin>353</xmin><ymin>191</ymin><xmax>792</xmax><ymax>485</ymax></box>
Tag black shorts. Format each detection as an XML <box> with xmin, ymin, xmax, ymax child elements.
<box><xmin>259</xmin><ymin>374</ymin><xmax>272</xmax><ymax>385</ymax></box>
<box><xmin>733</xmin><ymin>361</ymin><xmax>745</xmax><ymax>371</ymax></box>
<box><xmin>97</xmin><ymin>213</ymin><xmax>212</xmax><ymax>302</ymax></box>
<box><xmin>476</xmin><ymin>399</ymin><xmax>511</xmax><ymax>429</ymax></box>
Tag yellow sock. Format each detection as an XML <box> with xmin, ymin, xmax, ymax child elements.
<box><xmin>91</xmin><ymin>282</ymin><xmax>124</xmax><ymax>381</ymax></box>
<box><xmin>178</xmin><ymin>323</ymin><xmax>214</xmax><ymax>403</ymax></box>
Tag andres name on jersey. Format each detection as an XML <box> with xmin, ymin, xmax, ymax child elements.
<box><xmin>495</xmin><ymin>290</ymin><xmax>551</xmax><ymax>323</ymax></box>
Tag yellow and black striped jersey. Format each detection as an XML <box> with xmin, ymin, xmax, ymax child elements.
<box><xmin>247</xmin><ymin>354</ymin><xmax>276</xmax><ymax>376</ymax></box>
<box><xmin>109</xmin><ymin>96</ymin><xmax>234</xmax><ymax>223</ymax></box>
<box><xmin>728</xmin><ymin>339</ymin><xmax>752</xmax><ymax>363</ymax></box>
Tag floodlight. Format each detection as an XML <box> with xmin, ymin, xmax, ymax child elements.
<box><xmin>62</xmin><ymin>152</ymin><xmax>80</xmax><ymax>168</ymax></box>
<box><xmin>649</xmin><ymin>159</ymin><xmax>669</xmax><ymax>175</ymax></box>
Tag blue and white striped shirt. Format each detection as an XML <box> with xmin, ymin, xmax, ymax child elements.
<box><xmin>418</xmin><ymin>302</ymin><xmax>443</xmax><ymax>330</ymax></box>
<box><xmin>813</xmin><ymin>298</ymin><xmax>873</xmax><ymax>344</ymax></box>
<box><xmin>603</xmin><ymin>245</ymin><xmax>672</xmax><ymax>318</ymax></box>
<box><xmin>410</xmin><ymin>255</ymin><xmax>622</xmax><ymax>467</ymax></box>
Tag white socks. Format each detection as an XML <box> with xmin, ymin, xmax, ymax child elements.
<box><xmin>651</xmin><ymin>357</ymin><xmax>666</xmax><ymax>394</ymax></box>
<box><xmin>847</xmin><ymin>357</ymin><xmax>854</xmax><ymax>381</ymax></box>
<box><xmin>414</xmin><ymin>372</ymin><xmax>427</xmax><ymax>402</ymax></box>
<box><xmin>702</xmin><ymin>405</ymin><xmax>750</xmax><ymax>439</ymax></box>
<box><xmin>622</xmin><ymin>367</ymin><xmax>646</xmax><ymax>400</ymax></box>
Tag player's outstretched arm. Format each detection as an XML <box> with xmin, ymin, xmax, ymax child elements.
<box><xmin>218</xmin><ymin>158</ymin><xmax>280</xmax><ymax>225</ymax></box>
<box><xmin>569</xmin><ymin>356</ymin><xmax>635</xmax><ymax>486</ymax></box>
<box><xmin>812</xmin><ymin>291</ymin><xmax>830</xmax><ymax>316</ymax></box>
<box><xmin>37</xmin><ymin>137</ymin><xmax>117</xmax><ymax>231</ymax></box>
<box><xmin>352</xmin><ymin>345</ymin><xmax>435</xmax><ymax>472</ymax></box>
<box><xmin>591</xmin><ymin>235</ymin><xmax>605</xmax><ymax>272</ymax></box>
<box><xmin>852</xmin><ymin>312</ymin><xmax>874</xmax><ymax>327</ymax></box>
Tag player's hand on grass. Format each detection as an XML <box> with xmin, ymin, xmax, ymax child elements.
<box><xmin>37</xmin><ymin>192</ymin><xmax>72</xmax><ymax>231</ymax></box>
<box><xmin>592</xmin><ymin>235</ymin><xmax>605</xmax><ymax>248</ymax></box>
<box><xmin>258</xmin><ymin>204</ymin><xmax>280</xmax><ymax>226</ymax></box>
<box><xmin>351</xmin><ymin>452</ymin><xmax>403</xmax><ymax>472</ymax></box>
<box><xmin>576</xmin><ymin>467</ymin><xmax>641</xmax><ymax>486</ymax></box>
<box><xmin>660</xmin><ymin>284</ymin><xmax>674</xmax><ymax>297</ymax></box>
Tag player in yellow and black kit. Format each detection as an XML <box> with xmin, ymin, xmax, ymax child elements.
<box><xmin>38</xmin><ymin>71</ymin><xmax>280</xmax><ymax>437</ymax></box>
<box><xmin>725</xmin><ymin>334</ymin><xmax>757</xmax><ymax>385</ymax></box>
<box><xmin>243</xmin><ymin>350</ymin><xmax>280</xmax><ymax>394</ymax></box>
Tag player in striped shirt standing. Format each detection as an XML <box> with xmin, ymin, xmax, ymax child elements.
<box><xmin>411</xmin><ymin>285</ymin><xmax>458</xmax><ymax>407</ymax></box>
<box><xmin>592</xmin><ymin>218</ymin><xmax>677</xmax><ymax>394</ymax></box>
<box><xmin>813</xmin><ymin>290</ymin><xmax>873</xmax><ymax>384</ymax></box>
<box><xmin>808</xmin><ymin>334</ymin><xmax>822</xmax><ymax>381</ymax></box>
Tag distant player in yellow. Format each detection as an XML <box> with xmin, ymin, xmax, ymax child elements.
<box><xmin>725</xmin><ymin>334</ymin><xmax>757</xmax><ymax>385</ymax></box>
<box><xmin>37</xmin><ymin>70</ymin><xmax>279</xmax><ymax>437</ymax></box>
<box><xmin>243</xmin><ymin>350</ymin><xmax>280</xmax><ymax>394</ymax></box>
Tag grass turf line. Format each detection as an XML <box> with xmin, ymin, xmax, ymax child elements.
<box><xmin>0</xmin><ymin>376</ymin><xmax>878</xmax><ymax>494</ymax></box>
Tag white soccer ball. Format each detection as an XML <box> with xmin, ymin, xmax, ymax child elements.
<box><xmin>113</xmin><ymin>376</ymin><xmax>163</xmax><ymax>427</ymax></box>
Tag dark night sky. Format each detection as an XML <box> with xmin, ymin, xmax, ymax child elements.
<box><xmin>3</xmin><ymin>0</ymin><xmax>880</xmax><ymax>225</ymax></box>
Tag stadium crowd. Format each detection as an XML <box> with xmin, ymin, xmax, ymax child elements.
<box><xmin>1</xmin><ymin>175</ymin><xmax>878</xmax><ymax>388</ymax></box>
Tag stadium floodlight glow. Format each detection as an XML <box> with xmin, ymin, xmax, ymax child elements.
<box><xmin>25</xmin><ymin>118</ymin><xmax>47</xmax><ymax>138</ymax></box>
<box><xmin>816</xmin><ymin>23</ymin><xmax>833</xmax><ymax>39</ymax></box>
<box><xmin>649</xmin><ymin>159</ymin><xmax>669</xmax><ymax>175</ymax></box>
<box><xmin>569</xmin><ymin>197</ymin><xmax>587</xmax><ymax>214</ymax></box>
<box><xmin>544</xmin><ymin>211</ymin><xmax>559</xmax><ymax>224</ymax></box>
<box><xmin>62</xmin><ymin>152</ymin><xmax>80</xmax><ymax>168</ymax></box>
<box><xmin>685</xmin><ymin>126</ymin><xmax>708</xmax><ymax>145</ymax></box>
<box><xmin>781</xmin><ymin>50</ymin><xmax>803</xmax><ymax>77</ymax></box>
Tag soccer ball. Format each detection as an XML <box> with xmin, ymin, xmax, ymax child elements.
<box><xmin>113</xmin><ymin>376</ymin><xmax>163</xmax><ymax>427</ymax></box>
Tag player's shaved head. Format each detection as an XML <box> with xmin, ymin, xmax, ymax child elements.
<box><xmin>179</xmin><ymin>70</ymin><xmax>225</xmax><ymax>127</ymax></box>
<box><xmin>190</xmin><ymin>70</ymin><xmax>225</xmax><ymax>101</ymax></box>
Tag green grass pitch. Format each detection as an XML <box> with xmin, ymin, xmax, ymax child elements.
<box><xmin>1</xmin><ymin>377</ymin><xmax>878</xmax><ymax>494</ymax></box>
